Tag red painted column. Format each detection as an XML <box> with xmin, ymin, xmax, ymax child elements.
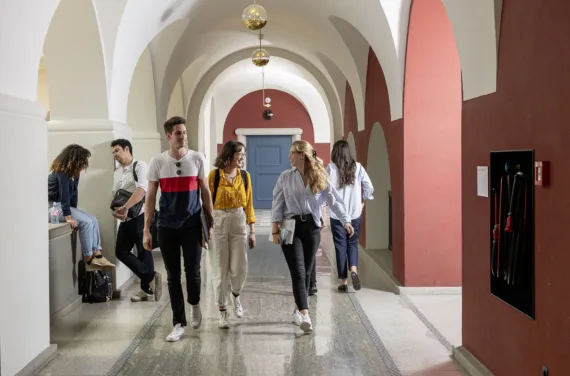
<box><xmin>402</xmin><ymin>0</ymin><xmax>462</xmax><ymax>286</ymax></box>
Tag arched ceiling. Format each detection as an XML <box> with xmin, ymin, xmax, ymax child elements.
<box><xmin>201</xmin><ymin>57</ymin><xmax>332</xmax><ymax>144</ymax></box>
<box><xmin>0</xmin><ymin>0</ymin><xmax>500</xmax><ymax>139</ymax></box>
<box><xmin>183</xmin><ymin>47</ymin><xmax>344</xmax><ymax>146</ymax></box>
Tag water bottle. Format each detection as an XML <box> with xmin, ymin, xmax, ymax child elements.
<box><xmin>50</xmin><ymin>202</ymin><xmax>61</xmax><ymax>224</ymax></box>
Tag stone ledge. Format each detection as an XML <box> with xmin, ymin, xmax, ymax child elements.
<box><xmin>14</xmin><ymin>344</ymin><xmax>57</xmax><ymax>376</ymax></box>
<box><xmin>452</xmin><ymin>346</ymin><xmax>495</xmax><ymax>376</ymax></box>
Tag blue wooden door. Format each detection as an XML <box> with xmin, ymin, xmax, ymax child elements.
<box><xmin>246</xmin><ymin>135</ymin><xmax>291</xmax><ymax>209</ymax></box>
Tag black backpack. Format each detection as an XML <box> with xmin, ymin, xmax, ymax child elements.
<box><xmin>212</xmin><ymin>168</ymin><xmax>249</xmax><ymax>205</ymax></box>
<box><xmin>78</xmin><ymin>260</ymin><xmax>113</xmax><ymax>303</ymax></box>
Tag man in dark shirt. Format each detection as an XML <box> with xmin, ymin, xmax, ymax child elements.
<box><xmin>143</xmin><ymin>116</ymin><xmax>214</xmax><ymax>342</ymax></box>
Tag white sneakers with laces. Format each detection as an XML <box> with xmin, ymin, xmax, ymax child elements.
<box><xmin>219</xmin><ymin>311</ymin><xmax>230</xmax><ymax>329</ymax></box>
<box><xmin>190</xmin><ymin>304</ymin><xmax>202</xmax><ymax>329</ymax></box>
<box><xmin>292</xmin><ymin>310</ymin><xmax>303</xmax><ymax>326</ymax></box>
<box><xmin>165</xmin><ymin>304</ymin><xmax>201</xmax><ymax>342</ymax></box>
<box><xmin>292</xmin><ymin>310</ymin><xmax>313</xmax><ymax>333</ymax></box>
<box><xmin>166</xmin><ymin>324</ymin><xmax>185</xmax><ymax>342</ymax></box>
<box><xmin>299</xmin><ymin>313</ymin><xmax>313</xmax><ymax>333</ymax></box>
<box><xmin>232</xmin><ymin>294</ymin><xmax>244</xmax><ymax>318</ymax></box>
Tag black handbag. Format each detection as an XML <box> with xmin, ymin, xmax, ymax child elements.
<box><xmin>110</xmin><ymin>161</ymin><xmax>144</xmax><ymax>219</ymax></box>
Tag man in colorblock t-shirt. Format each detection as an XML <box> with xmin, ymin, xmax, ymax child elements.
<box><xmin>143</xmin><ymin>116</ymin><xmax>214</xmax><ymax>343</ymax></box>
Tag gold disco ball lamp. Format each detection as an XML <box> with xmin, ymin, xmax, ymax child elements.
<box><xmin>252</xmin><ymin>48</ymin><xmax>270</xmax><ymax>67</ymax></box>
<box><xmin>242</xmin><ymin>4</ymin><xmax>267</xmax><ymax>30</ymax></box>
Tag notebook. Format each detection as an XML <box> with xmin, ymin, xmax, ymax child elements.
<box><xmin>269</xmin><ymin>218</ymin><xmax>295</xmax><ymax>245</ymax></box>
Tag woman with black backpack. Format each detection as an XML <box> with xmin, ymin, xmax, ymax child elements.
<box><xmin>208</xmin><ymin>140</ymin><xmax>256</xmax><ymax>329</ymax></box>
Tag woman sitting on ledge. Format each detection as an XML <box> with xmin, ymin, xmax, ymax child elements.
<box><xmin>48</xmin><ymin>144</ymin><xmax>115</xmax><ymax>271</ymax></box>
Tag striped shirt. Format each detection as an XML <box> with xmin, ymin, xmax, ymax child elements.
<box><xmin>271</xmin><ymin>167</ymin><xmax>351</xmax><ymax>227</ymax></box>
<box><xmin>147</xmin><ymin>150</ymin><xmax>206</xmax><ymax>229</ymax></box>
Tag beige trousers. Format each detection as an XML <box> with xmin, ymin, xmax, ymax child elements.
<box><xmin>209</xmin><ymin>208</ymin><xmax>248</xmax><ymax>307</ymax></box>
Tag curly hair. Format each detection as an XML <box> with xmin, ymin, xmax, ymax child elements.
<box><xmin>214</xmin><ymin>140</ymin><xmax>246</xmax><ymax>169</ymax></box>
<box><xmin>49</xmin><ymin>144</ymin><xmax>91</xmax><ymax>178</ymax></box>
<box><xmin>331</xmin><ymin>140</ymin><xmax>356</xmax><ymax>189</ymax></box>
<box><xmin>291</xmin><ymin>140</ymin><xmax>328</xmax><ymax>194</ymax></box>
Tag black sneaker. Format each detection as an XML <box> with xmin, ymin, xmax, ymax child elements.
<box><xmin>309</xmin><ymin>287</ymin><xmax>318</xmax><ymax>295</ymax></box>
<box><xmin>351</xmin><ymin>271</ymin><xmax>361</xmax><ymax>291</ymax></box>
<box><xmin>337</xmin><ymin>284</ymin><xmax>348</xmax><ymax>292</ymax></box>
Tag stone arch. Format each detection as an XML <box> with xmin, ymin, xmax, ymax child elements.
<box><xmin>365</xmin><ymin>122</ymin><xmax>391</xmax><ymax>249</ymax></box>
<box><xmin>183</xmin><ymin>48</ymin><xmax>342</xmax><ymax>154</ymax></box>
<box><xmin>126</xmin><ymin>47</ymin><xmax>162</xmax><ymax>163</ymax></box>
<box><xmin>43</xmin><ymin>0</ymin><xmax>108</xmax><ymax>122</ymax></box>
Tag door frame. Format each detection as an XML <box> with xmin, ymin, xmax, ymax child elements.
<box><xmin>236</xmin><ymin>128</ymin><xmax>303</xmax><ymax>170</ymax></box>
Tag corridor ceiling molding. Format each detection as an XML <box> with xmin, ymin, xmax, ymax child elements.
<box><xmin>1</xmin><ymin>0</ymin><xmax>500</xmax><ymax>133</ymax></box>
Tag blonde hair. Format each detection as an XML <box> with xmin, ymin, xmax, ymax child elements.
<box><xmin>292</xmin><ymin>140</ymin><xmax>328</xmax><ymax>194</ymax></box>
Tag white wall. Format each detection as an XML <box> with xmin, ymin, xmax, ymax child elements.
<box><xmin>0</xmin><ymin>95</ymin><xmax>52</xmax><ymax>376</ymax></box>
<box><xmin>365</xmin><ymin>122</ymin><xmax>391</xmax><ymax>249</ymax></box>
<box><xmin>128</xmin><ymin>47</ymin><xmax>162</xmax><ymax>164</ymax></box>
<box><xmin>43</xmin><ymin>0</ymin><xmax>134</xmax><ymax>290</ymax></box>
<box><xmin>166</xmin><ymin>79</ymin><xmax>185</xmax><ymax>151</ymax></box>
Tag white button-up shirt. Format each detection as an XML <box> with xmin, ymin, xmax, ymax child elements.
<box><xmin>327</xmin><ymin>162</ymin><xmax>374</xmax><ymax>221</ymax></box>
<box><xmin>112</xmin><ymin>160</ymin><xmax>149</xmax><ymax>216</ymax></box>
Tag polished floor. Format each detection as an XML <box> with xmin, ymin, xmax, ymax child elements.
<box><xmin>40</xmin><ymin>211</ymin><xmax>466</xmax><ymax>376</ymax></box>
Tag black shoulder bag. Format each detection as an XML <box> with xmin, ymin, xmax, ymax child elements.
<box><xmin>110</xmin><ymin>161</ymin><xmax>145</xmax><ymax>219</ymax></box>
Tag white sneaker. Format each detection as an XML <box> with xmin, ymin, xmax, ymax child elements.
<box><xmin>131</xmin><ymin>290</ymin><xmax>153</xmax><ymax>302</ymax></box>
<box><xmin>219</xmin><ymin>311</ymin><xmax>230</xmax><ymax>329</ymax></box>
<box><xmin>190</xmin><ymin>304</ymin><xmax>202</xmax><ymax>329</ymax></box>
<box><xmin>232</xmin><ymin>295</ymin><xmax>244</xmax><ymax>318</ymax></box>
<box><xmin>292</xmin><ymin>310</ymin><xmax>302</xmax><ymax>326</ymax></box>
<box><xmin>166</xmin><ymin>324</ymin><xmax>185</xmax><ymax>342</ymax></box>
<box><xmin>300</xmin><ymin>313</ymin><xmax>313</xmax><ymax>334</ymax></box>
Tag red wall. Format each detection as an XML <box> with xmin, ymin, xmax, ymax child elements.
<box><xmin>402</xmin><ymin>0</ymin><xmax>462</xmax><ymax>286</ymax></box>
<box><xmin>342</xmin><ymin>50</ymin><xmax>404</xmax><ymax>272</ymax></box>
<box><xmin>222</xmin><ymin>89</ymin><xmax>330</xmax><ymax>164</ymax></box>
<box><xmin>462</xmin><ymin>0</ymin><xmax>570</xmax><ymax>374</ymax></box>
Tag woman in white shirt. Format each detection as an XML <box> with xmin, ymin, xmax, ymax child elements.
<box><xmin>326</xmin><ymin>140</ymin><xmax>374</xmax><ymax>292</ymax></box>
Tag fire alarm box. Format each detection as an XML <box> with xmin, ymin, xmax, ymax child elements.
<box><xmin>534</xmin><ymin>161</ymin><xmax>549</xmax><ymax>186</ymax></box>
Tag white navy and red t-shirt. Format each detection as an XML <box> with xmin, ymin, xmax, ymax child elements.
<box><xmin>147</xmin><ymin>150</ymin><xmax>206</xmax><ymax>229</ymax></box>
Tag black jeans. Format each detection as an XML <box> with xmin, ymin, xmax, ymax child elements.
<box><xmin>158</xmin><ymin>225</ymin><xmax>202</xmax><ymax>327</ymax></box>
<box><xmin>309</xmin><ymin>259</ymin><xmax>317</xmax><ymax>289</ymax></box>
<box><xmin>281</xmin><ymin>218</ymin><xmax>321</xmax><ymax>311</ymax></box>
<box><xmin>330</xmin><ymin>217</ymin><xmax>362</xmax><ymax>279</ymax></box>
<box><xmin>115</xmin><ymin>214</ymin><xmax>155</xmax><ymax>292</ymax></box>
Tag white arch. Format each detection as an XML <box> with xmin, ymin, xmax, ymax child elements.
<box><xmin>442</xmin><ymin>0</ymin><xmax>500</xmax><ymax>100</ymax></box>
<box><xmin>366</xmin><ymin>122</ymin><xmax>391</xmax><ymax>249</ymax></box>
<box><xmin>205</xmin><ymin>58</ymin><xmax>331</xmax><ymax>145</ymax></box>
<box><xmin>43</xmin><ymin>0</ymin><xmax>108</xmax><ymax>120</ymax></box>
<box><xmin>0</xmin><ymin>0</ymin><xmax>60</xmax><ymax>101</ymax></box>
<box><xmin>183</xmin><ymin>48</ymin><xmax>343</xmax><ymax>153</ymax></box>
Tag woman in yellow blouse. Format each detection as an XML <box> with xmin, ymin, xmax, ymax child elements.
<box><xmin>208</xmin><ymin>140</ymin><xmax>256</xmax><ymax>329</ymax></box>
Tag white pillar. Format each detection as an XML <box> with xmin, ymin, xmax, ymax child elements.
<box><xmin>0</xmin><ymin>94</ymin><xmax>56</xmax><ymax>376</ymax></box>
<box><xmin>47</xmin><ymin>119</ymin><xmax>135</xmax><ymax>290</ymax></box>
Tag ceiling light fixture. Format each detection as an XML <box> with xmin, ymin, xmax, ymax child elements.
<box><xmin>242</xmin><ymin>2</ymin><xmax>268</xmax><ymax>31</ymax></box>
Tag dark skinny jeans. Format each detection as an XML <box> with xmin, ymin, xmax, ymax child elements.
<box><xmin>158</xmin><ymin>225</ymin><xmax>202</xmax><ymax>327</ymax></box>
<box><xmin>281</xmin><ymin>217</ymin><xmax>321</xmax><ymax>311</ymax></box>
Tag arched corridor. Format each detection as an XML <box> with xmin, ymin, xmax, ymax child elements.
<box><xmin>1</xmin><ymin>0</ymin><xmax>569</xmax><ymax>375</ymax></box>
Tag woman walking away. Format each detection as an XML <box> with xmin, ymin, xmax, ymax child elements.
<box><xmin>209</xmin><ymin>140</ymin><xmax>256</xmax><ymax>329</ymax></box>
<box><xmin>271</xmin><ymin>140</ymin><xmax>353</xmax><ymax>334</ymax></box>
<box><xmin>327</xmin><ymin>140</ymin><xmax>374</xmax><ymax>292</ymax></box>
<box><xmin>48</xmin><ymin>144</ymin><xmax>115</xmax><ymax>271</ymax></box>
